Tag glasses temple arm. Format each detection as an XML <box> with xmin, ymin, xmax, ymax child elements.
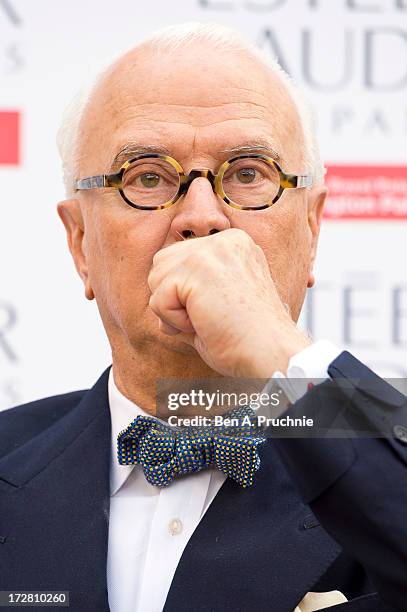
<box><xmin>296</xmin><ymin>174</ymin><xmax>313</xmax><ymax>188</ymax></box>
<box><xmin>76</xmin><ymin>175</ymin><xmax>106</xmax><ymax>190</ymax></box>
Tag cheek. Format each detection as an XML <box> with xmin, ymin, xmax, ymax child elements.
<box><xmin>235</xmin><ymin>201</ymin><xmax>311</xmax><ymax>302</ymax></box>
<box><xmin>86</xmin><ymin>208</ymin><xmax>170</xmax><ymax>313</ymax></box>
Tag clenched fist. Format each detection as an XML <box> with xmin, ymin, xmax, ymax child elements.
<box><xmin>147</xmin><ymin>229</ymin><xmax>311</xmax><ymax>378</ymax></box>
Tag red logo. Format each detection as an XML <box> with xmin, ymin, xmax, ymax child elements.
<box><xmin>325</xmin><ymin>165</ymin><xmax>407</xmax><ymax>220</ymax></box>
<box><xmin>0</xmin><ymin>111</ymin><xmax>20</xmax><ymax>165</ymax></box>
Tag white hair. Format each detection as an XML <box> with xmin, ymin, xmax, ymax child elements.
<box><xmin>57</xmin><ymin>22</ymin><xmax>325</xmax><ymax>197</ymax></box>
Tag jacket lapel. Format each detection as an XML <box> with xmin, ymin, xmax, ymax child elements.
<box><xmin>164</xmin><ymin>441</ymin><xmax>342</xmax><ymax>611</ymax></box>
<box><xmin>0</xmin><ymin>371</ymin><xmax>344</xmax><ymax>612</ymax></box>
<box><xmin>0</xmin><ymin>369</ymin><xmax>112</xmax><ymax>612</ymax></box>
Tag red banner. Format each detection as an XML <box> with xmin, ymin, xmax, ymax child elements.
<box><xmin>324</xmin><ymin>165</ymin><xmax>407</xmax><ymax>220</ymax></box>
<box><xmin>0</xmin><ymin>111</ymin><xmax>20</xmax><ymax>165</ymax></box>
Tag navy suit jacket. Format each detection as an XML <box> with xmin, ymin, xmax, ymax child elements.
<box><xmin>0</xmin><ymin>352</ymin><xmax>405</xmax><ymax>611</ymax></box>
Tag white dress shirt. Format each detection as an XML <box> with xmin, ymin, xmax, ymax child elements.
<box><xmin>107</xmin><ymin>373</ymin><xmax>226</xmax><ymax>612</ymax></box>
<box><xmin>106</xmin><ymin>340</ymin><xmax>341</xmax><ymax>612</ymax></box>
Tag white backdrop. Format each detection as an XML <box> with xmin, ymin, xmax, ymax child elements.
<box><xmin>1</xmin><ymin>0</ymin><xmax>406</xmax><ymax>410</ymax></box>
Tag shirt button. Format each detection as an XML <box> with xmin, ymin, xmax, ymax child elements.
<box><xmin>168</xmin><ymin>518</ymin><xmax>183</xmax><ymax>536</ymax></box>
<box><xmin>393</xmin><ymin>424</ymin><xmax>407</xmax><ymax>445</ymax></box>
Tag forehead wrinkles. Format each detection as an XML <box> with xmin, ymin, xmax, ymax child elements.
<box><xmin>110</xmin><ymin>99</ymin><xmax>278</xmax><ymax>129</ymax></box>
<box><xmin>78</xmin><ymin>44</ymin><xmax>305</xmax><ymax>173</ymax></box>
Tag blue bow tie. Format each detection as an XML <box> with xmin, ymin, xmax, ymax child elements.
<box><xmin>117</xmin><ymin>406</ymin><xmax>266</xmax><ymax>488</ymax></box>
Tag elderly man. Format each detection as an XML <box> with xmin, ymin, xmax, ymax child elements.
<box><xmin>1</xmin><ymin>23</ymin><xmax>406</xmax><ymax>612</ymax></box>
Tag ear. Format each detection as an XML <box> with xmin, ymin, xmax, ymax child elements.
<box><xmin>57</xmin><ymin>199</ymin><xmax>94</xmax><ymax>300</ymax></box>
<box><xmin>306</xmin><ymin>186</ymin><xmax>327</xmax><ymax>288</ymax></box>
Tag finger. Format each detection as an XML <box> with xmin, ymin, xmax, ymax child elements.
<box><xmin>158</xmin><ymin>319</ymin><xmax>181</xmax><ymax>336</ymax></box>
<box><xmin>152</xmin><ymin>237</ymin><xmax>200</xmax><ymax>267</ymax></box>
<box><xmin>148</xmin><ymin>264</ymin><xmax>168</xmax><ymax>293</ymax></box>
<box><xmin>149</xmin><ymin>281</ymin><xmax>195</xmax><ymax>333</ymax></box>
<box><xmin>148</xmin><ymin>250</ymin><xmax>190</xmax><ymax>293</ymax></box>
<box><xmin>172</xmin><ymin>331</ymin><xmax>196</xmax><ymax>347</ymax></box>
<box><xmin>148</xmin><ymin>257</ymin><xmax>185</xmax><ymax>294</ymax></box>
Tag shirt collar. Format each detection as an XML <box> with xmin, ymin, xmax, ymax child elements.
<box><xmin>108</xmin><ymin>368</ymin><xmax>152</xmax><ymax>496</ymax></box>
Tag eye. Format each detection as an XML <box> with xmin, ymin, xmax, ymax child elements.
<box><xmin>140</xmin><ymin>173</ymin><xmax>160</xmax><ymax>188</ymax></box>
<box><xmin>236</xmin><ymin>167</ymin><xmax>256</xmax><ymax>184</ymax></box>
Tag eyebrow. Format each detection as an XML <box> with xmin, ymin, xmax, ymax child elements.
<box><xmin>219</xmin><ymin>141</ymin><xmax>281</xmax><ymax>162</ymax></box>
<box><xmin>110</xmin><ymin>144</ymin><xmax>172</xmax><ymax>171</ymax></box>
<box><xmin>110</xmin><ymin>139</ymin><xmax>281</xmax><ymax>172</ymax></box>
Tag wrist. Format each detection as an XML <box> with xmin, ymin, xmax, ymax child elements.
<box><xmin>243</xmin><ymin>325</ymin><xmax>312</xmax><ymax>379</ymax></box>
<box><xmin>279</xmin><ymin>331</ymin><xmax>313</xmax><ymax>375</ymax></box>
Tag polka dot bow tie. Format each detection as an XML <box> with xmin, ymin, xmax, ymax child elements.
<box><xmin>117</xmin><ymin>406</ymin><xmax>266</xmax><ymax>488</ymax></box>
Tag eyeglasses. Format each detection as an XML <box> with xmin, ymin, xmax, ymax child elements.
<box><xmin>75</xmin><ymin>153</ymin><xmax>312</xmax><ymax>211</ymax></box>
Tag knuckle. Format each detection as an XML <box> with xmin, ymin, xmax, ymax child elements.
<box><xmin>255</xmin><ymin>243</ymin><xmax>266</xmax><ymax>259</ymax></box>
<box><xmin>152</xmin><ymin>248</ymin><xmax>167</xmax><ymax>267</ymax></box>
<box><xmin>228</xmin><ymin>228</ymin><xmax>251</xmax><ymax>247</ymax></box>
<box><xmin>147</xmin><ymin>269</ymin><xmax>153</xmax><ymax>286</ymax></box>
<box><xmin>147</xmin><ymin>269</ymin><xmax>157</xmax><ymax>292</ymax></box>
<box><xmin>148</xmin><ymin>292</ymin><xmax>160</xmax><ymax>314</ymax></box>
<box><xmin>187</xmin><ymin>252</ymin><xmax>202</xmax><ymax>268</ymax></box>
<box><xmin>230</xmin><ymin>227</ymin><xmax>248</xmax><ymax>239</ymax></box>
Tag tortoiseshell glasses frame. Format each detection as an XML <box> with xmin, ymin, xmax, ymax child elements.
<box><xmin>75</xmin><ymin>153</ymin><xmax>313</xmax><ymax>211</ymax></box>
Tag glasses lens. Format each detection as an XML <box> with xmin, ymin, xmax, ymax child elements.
<box><xmin>222</xmin><ymin>158</ymin><xmax>280</xmax><ymax>208</ymax></box>
<box><xmin>122</xmin><ymin>157</ymin><xmax>180</xmax><ymax>208</ymax></box>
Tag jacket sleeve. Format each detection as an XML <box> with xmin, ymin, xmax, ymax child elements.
<box><xmin>272</xmin><ymin>351</ymin><xmax>407</xmax><ymax>612</ymax></box>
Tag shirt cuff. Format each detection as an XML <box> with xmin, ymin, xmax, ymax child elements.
<box><xmin>273</xmin><ymin>340</ymin><xmax>342</xmax><ymax>402</ymax></box>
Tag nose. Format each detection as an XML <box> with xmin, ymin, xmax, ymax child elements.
<box><xmin>170</xmin><ymin>172</ymin><xmax>231</xmax><ymax>240</ymax></box>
